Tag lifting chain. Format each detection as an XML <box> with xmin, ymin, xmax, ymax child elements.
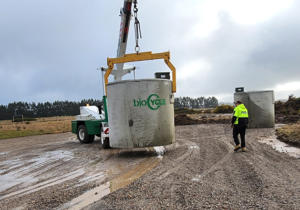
<box><xmin>133</xmin><ymin>0</ymin><xmax>142</xmax><ymax>53</ymax></box>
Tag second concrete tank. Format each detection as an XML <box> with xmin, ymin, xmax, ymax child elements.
<box><xmin>234</xmin><ymin>90</ymin><xmax>275</xmax><ymax>128</ymax></box>
<box><xmin>106</xmin><ymin>79</ymin><xmax>175</xmax><ymax>148</ymax></box>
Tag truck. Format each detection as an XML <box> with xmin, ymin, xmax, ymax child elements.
<box><xmin>71</xmin><ymin>96</ymin><xmax>110</xmax><ymax>148</ymax></box>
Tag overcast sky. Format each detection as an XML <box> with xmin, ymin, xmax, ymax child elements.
<box><xmin>1</xmin><ymin>0</ymin><xmax>300</xmax><ymax>105</ymax></box>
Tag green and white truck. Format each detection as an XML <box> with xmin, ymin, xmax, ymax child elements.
<box><xmin>71</xmin><ymin>96</ymin><xmax>110</xmax><ymax>148</ymax></box>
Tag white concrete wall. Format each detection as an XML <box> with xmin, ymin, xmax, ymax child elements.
<box><xmin>234</xmin><ymin>90</ymin><xmax>275</xmax><ymax>128</ymax></box>
<box><xmin>107</xmin><ymin>79</ymin><xmax>175</xmax><ymax>148</ymax></box>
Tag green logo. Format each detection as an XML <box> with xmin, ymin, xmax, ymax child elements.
<box><xmin>133</xmin><ymin>94</ymin><xmax>166</xmax><ymax>110</ymax></box>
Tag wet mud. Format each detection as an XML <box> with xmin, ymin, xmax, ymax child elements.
<box><xmin>1</xmin><ymin>124</ymin><xmax>299</xmax><ymax>209</ymax></box>
<box><xmin>88</xmin><ymin>125</ymin><xmax>300</xmax><ymax>210</ymax></box>
<box><xmin>0</xmin><ymin>134</ymin><xmax>162</xmax><ymax>209</ymax></box>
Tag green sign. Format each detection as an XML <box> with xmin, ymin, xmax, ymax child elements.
<box><xmin>133</xmin><ymin>94</ymin><xmax>166</xmax><ymax>110</ymax></box>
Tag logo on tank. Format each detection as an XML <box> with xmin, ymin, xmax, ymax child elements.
<box><xmin>133</xmin><ymin>94</ymin><xmax>166</xmax><ymax>110</ymax></box>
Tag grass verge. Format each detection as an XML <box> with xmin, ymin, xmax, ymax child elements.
<box><xmin>0</xmin><ymin>130</ymin><xmax>48</xmax><ymax>139</ymax></box>
<box><xmin>0</xmin><ymin>116</ymin><xmax>74</xmax><ymax>140</ymax></box>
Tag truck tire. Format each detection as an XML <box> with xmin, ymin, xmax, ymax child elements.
<box><xmin>77</xmin><ymin>125</ymin><xmax>94</xmax><ymax>144</ymax></box>
<box><xmin>103</xmin><ymin>137</ymin><xmax>110</xmax><ymax>149</ymax></box>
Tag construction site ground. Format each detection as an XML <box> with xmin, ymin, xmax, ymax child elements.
<box><xmin>0</xmin><ymin>124</ymin><xmax>299</xmax><ymax>210</ymax></box>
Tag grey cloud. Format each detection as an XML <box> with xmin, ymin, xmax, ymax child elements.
<box><xmin>174</xmin><ymin>1</ymin><xmax>300</xmax><ymax>101</ymax></box>
<box><xmin>0</xmin><ymin>0</ymin><xmax>122</xmax><ymax>104</ymax></box>
<box><xmin>0</xmin><ymin>0</ymin><xmax>300</xmax><ymax>104</ymax></box>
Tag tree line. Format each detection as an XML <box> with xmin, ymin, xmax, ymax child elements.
<box><xmin>0</xmin><ymin>96</ymin><xmax>218</xmax><ymax>121</ymax></box>
<box><xmin>174</xmin><ymin>96</ymin><xmax>218</xmax><ymax>109</ymax></box>
<box><xmin>0</xmin><ymin>99</ymin><xmax>102</xmax><ymax>121</ymax></box>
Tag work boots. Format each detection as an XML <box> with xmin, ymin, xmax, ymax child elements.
<box><xmin>234</xmin><ymin>144</ymin><xmax>241</xmax><ymax>152</ymax></box>
<box><xmin>234</xmin><ymin>144</ymin><xmax>246</xmax><ymax>152</ymax></box>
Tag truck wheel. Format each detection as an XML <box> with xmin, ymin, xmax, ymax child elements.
<box><xmin>77</xmin><ymin>125</ymin><xmax>93</xmax><ymax>144</ymax></box>
<box><xmin>103</xmin><ymin>137</ymin><xmax>110</xmax><ymax>149</ymax></box>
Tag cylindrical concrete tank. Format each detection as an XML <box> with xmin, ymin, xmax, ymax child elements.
<box><xmin>234</xmin><ymin>90</ymin><xmax>275</xmax><ymax>128</ymax></box>
<box><xmin>107</xmin><ymin>79</ymin><xmax>175</xmax><ymax>148</ymax></box>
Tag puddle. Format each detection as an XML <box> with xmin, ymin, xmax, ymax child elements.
<box><xmin>0</xmin><ymin>172</ymin><xmax>38</xmax><ymax>196</ymax></box>
<box><xmin>275</xmin><ymin>124</ymin><xmax>286</xmax><ymax>129</ymax></box>
<box><xmin>31</xmin><ymin>150</ymin><xmax>73</xmax><ymax>163</ymax></box>
<box><xmin>1</xmin><ymin>143</ymin><xmax>163</xmax><ymax>208</ymax></box>
<box><xmin>1</xmin><ymin>169</ymin><xmax>85</xmax><ymax>200</ymax></box>
<box><xmin>0</xmin><ymin>150</ymin><xmax>76</xmax><ymax>198</ymax></box>
<box><xmin>61</xmin><ymin>156</ymin><xmax>161</xmax><ymax>209</ymax></box>
<box><xmin>78</xmin><ymin>173</ymin><xmax>105</xmax><ymax>185</ymax></box>
<box><xmin>189</xmin><ymin>145</ymin><xmax>200</xmax><ymax>149</ymax></box>
<box><xmin>191</xmin><ymin>174</ymin><xmax>202</xmax><ymax>182</ymax></box>
<box><xmin>259</xmin><ymin>135</ymin><xmax>300</xmax><ymax>159</ymax></box>
<box><xmin>0</xmin><ymin>152</ymin><xmax>8</xmax><ymax>156</ymax></box>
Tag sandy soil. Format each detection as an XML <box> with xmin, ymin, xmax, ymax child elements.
<box><xmin>88</xmin><ymin>125</ymin><xmax>300</xmax><ymax>210</ymax></box>
<box><xmin>0</xmin><ymin>124</ymin><xmax>299</xmax><ymax>210</ymax></box>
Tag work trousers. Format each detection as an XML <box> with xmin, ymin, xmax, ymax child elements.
<box><xmin>233</xmin><ymin>125</ymin><xmax>246</xmax><ymax>148</ymax></box>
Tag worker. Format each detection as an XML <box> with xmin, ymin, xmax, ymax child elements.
<box><xmin>231</xmin><ymin>101</ymin><xmax>249</xmax><ymax>152</ymax></box>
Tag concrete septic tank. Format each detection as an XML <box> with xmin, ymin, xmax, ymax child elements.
<box><xmin>234</xmin><ymin>90</ymin><xmax>275</xmax><ymax>128</ymax></box>
<box><xmin>106</xmin><ymin>79</ymin><xmax>175</xmax><ymax>148</ymax></box>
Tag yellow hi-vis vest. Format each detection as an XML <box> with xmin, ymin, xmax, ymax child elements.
<box><xmin>233</xmin><ymin>104</ymin><xmax>248</xmax><ymax>125</ymax></box>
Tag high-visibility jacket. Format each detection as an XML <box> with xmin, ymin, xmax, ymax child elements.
<box><xmin>232</xmin><ymin>104</ymin><xmax>248</xmax><ymax>125</ymax></box>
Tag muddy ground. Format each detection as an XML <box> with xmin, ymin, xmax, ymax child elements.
<box><xmin>0</xmin><ymin>125</ymin><xmax>299</xmax><ymax>210</ymax></box>
<box><xmin>0</xmin><ymin>133</ymin><xmax>160</xmax><ymax>209</ymax></box>
<box><xmin>88</xmin><ymin>125</ymin><xmax>300</xmax><ymax>210</ymax></box>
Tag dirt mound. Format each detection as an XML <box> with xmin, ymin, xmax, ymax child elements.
<box><xmin>175</xmin><ymin>114</ymin><xmax>231</xmax><ymax>126</ymax></box>
<box><xmin>175</xmin><ymin>108</ymin><xmax>213</xmax><ymax>114</ymax></box>
<box><xmin>276</xmin><ymin>123</ymin><xmax>300</xmax><ymax>147</ymax></box>
<box><xmin>275</xmin><ymin>96</ymin><xmax>300</xmax><ymax>123</ymax></box>
<box><xmin>275</xmin><ymin>114</ymin><xmax>300</xmax><ymax>124</ymax></box>
<box><xmin>175</xmin><ymin>114</ymin><xmax>201</xmax><ymax>125</ymax></box>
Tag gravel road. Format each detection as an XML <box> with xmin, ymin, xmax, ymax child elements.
<box><xmin>88</xmin><ymin>124</ymin><xmax>300</xmax><ymax>210</ymax></box>
<box><xmin>0</xmin><ymin>124</ymin><xmax>299</xmax><ymax>210</ymax></box>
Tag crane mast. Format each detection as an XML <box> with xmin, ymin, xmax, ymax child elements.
<box><xmin>116</xmin><ymin>0</ymin><xmax>132</xmax><ymax>70</ymax></box>
<box><xmin>112</xmin><ymin>0</ymin><xmax>136</xmax><ymax>81</ymax></box>
<box><xmin>102</xmin><ymin>0</ymin><xmax>141</xmax><ymax>81</ymax></box>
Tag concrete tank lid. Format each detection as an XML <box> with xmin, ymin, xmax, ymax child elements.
<box><xmin>107</xmin><ymin>79</ymin><xmax>171</xmax><ymax>86</ymax></box>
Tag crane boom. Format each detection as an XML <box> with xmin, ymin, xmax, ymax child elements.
<box><xmin>117</xmin><ymin>0</ymin><xmax>132</xmax><ymax>59</ymax></box>
<box><xmin>102</xmin><ymin>0</ymin><xmax>141</xmax><ymax>81</ymax></box>
<box><xmin>113</xmin><ymin>0</ymin><xmax>134</xmax><ymax>80</ymax></box>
